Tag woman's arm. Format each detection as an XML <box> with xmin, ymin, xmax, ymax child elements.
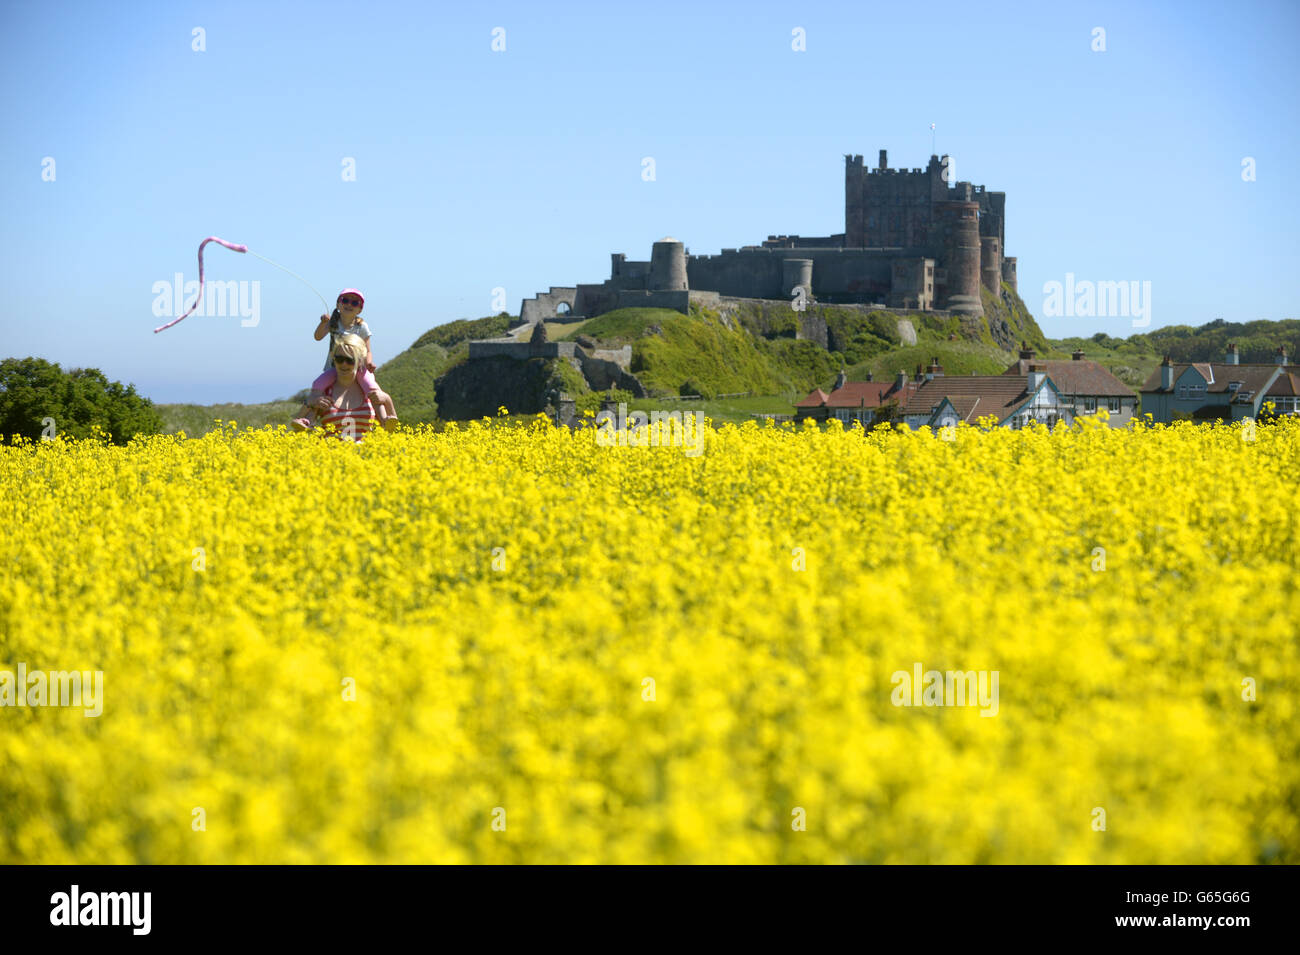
<box><xmin>314</xmin><ymin>314</ymin><xmax>330</xmax><ymax>341</ymax></box>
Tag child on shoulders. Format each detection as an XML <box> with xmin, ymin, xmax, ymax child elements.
<box><xmin>292</xmin><ymin>288</ymin><xmax>398</xmax><ymax>431</ymax></box>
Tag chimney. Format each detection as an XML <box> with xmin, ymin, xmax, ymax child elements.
<box><xmin>1160</xmin><ymin>355</ymin><xmax>1174</xmax><ymax>390</ymax></box>
<box><xmin>878</xmin><ymin>149</ymin><xmax>888</xmax><ymax>171</ymax></box>
<box><xmin>915</xmin><ymin>363</ymin><xmax>925</xmax><ymax>383</ymax></box>
<box><xmin>895</xmin><ymin>370</ymin><xmax>907</xmax><ymax>392</ymax></box>
<box><xmin>926</xmin><ymin>357</ymin><xmax>944</xmax><ymax>377</ymax></box>
<box><xmin>866</xmin><ymin>371</ymin><xmax>873</xmax><ymax>382</ymax></box>
<box><xmin>1018</xmin><ymin>341</ymin><xmax>1034</xmax><ymax>361</ymax></box>
<box><xmin>1027</xmin><ymin>363</ymin><xmax>1045</xmax><ymax>392</ymax></box>
<box><xmin>1225</xmin><ymin>342</ymin><xmax>1239</xmax><ymax>365</ymax></box>
<box><xmin>1278</xmin><ymin>346</ymin><xmax>1289</xmax><ymax>367</ymax></box>
<box><xmin>834</xmin><ymin>368</ymin><xmax>847</xmax><ymax>390</ymax></box>
<box><xmin>1072</xmin><ymin>350</ymin><xmax>1085</xmax><ymax>361</ymax></box>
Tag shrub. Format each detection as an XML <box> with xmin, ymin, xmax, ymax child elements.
<box><xmin>0</xmin><ymin>357</ymin><xmax>163</xmax><ymax>444</ymax></box>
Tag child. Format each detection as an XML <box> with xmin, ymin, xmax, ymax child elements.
<box><xmin>292</xmin><ymin>289</ymin><xmax>398</xmax><ymax>431</ymax></box>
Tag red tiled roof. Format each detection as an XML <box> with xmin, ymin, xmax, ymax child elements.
<box><xmin>883</xmin><ymin>381</ymin><xmax>923</xmax><ymax>407</ymax></box>
<box><xmin>796</xmin><ymin>388</ymin><xmax>830</xmax><ymax>408</ymax></box>
<box><xmin>824</xmin><ymin>382</ymin><xmax>895</xmax><ymax>409</ymax></box>
<box><xmin>1003</xmin><ymin>359</ymin><xmax>1133</xmax><ymax>396</ymax></box>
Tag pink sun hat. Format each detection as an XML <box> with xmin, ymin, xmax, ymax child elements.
<box><xmin>336</xmin><ymin>288</ymin><xmax>365</xmax><ymax>308</ymax></box>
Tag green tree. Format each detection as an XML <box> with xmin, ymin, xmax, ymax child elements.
<box><xmin>0</xmin><ymin>357</ymin><xmax>163</xmax><ymax>444</ymax></box>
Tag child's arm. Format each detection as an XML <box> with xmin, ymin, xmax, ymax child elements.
<box><xmin>314</xmin><ymin>314</ymin><xmax>330</xmax><ymax>341</ymax></box>
<box><xmin>365</xmin><ymin>339</ymin><xmax>376</xmax><ymax>373</ymax></box>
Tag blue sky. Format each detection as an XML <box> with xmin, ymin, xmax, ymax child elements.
<box><xmin>2</xmin><ymin>0</ymin><xmax>1297</xmax><ymax>403</ymax></box>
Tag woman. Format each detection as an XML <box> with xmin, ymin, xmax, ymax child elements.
<box><xmin>291</xmin><ymin>334</ymin><xmax>379</xmax><ymax>442</ymax></box>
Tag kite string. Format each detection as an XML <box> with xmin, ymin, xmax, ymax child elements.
<box><xmin>153</xmin><ymin>236</ymin><xmax>247</xmax><ymax>333</ymax></box>
<box><xmin>154</xmin><ymin>236</ymin><xmax>333</xmax><ymax>334</ymax></box>
<box><xmin>243</xmin><ymin>249</ymin><xmax>331</xmax><ymax>313</ymax></box>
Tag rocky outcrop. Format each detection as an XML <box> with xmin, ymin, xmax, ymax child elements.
<box><xmin>435</xmin><ymin>356</ymin><xmax>567</xmax><ymax>420</ymax></box>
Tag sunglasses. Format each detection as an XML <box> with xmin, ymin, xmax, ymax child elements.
<box><xmin>333</xmin><ymin>354</ymin><xmax>356</xmax><ymax>365</ymax></box>
<box><xmin>338</xmin><ymin>298</ymin><xmax>362</xmax><ymax>307</ymax></box>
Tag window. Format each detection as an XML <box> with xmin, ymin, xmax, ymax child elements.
<box><xmin>1177</xmin><ymin>385</ymin><xmax>1188</xmax><ymax>399</ymax></box>
<box><xmin>1084</xmin><ymin>397</ymin><xmax>1097</xmax><ymax>412</ymax></box>
<box><xmin>1108</xmin><ymin>397</ymin><xmax>1121</xmax><ymax>413</ymax></box>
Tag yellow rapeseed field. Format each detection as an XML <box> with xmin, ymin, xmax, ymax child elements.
<box><xmin>1</xmin><ymin>413</ymin><xmax>1297</xmax><ymax>864</ymax></box>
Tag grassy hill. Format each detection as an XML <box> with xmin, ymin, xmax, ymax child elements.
<box><xmin>157</xmin><ymin>400</ymin><xmax>302</xmax><ymax>434</ymax></box>
<box><xmin>155</xmin><ymin>299</ymin><xmax>1297</xmax><ymax>433</ymax></box>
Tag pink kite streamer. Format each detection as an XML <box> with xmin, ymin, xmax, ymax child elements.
<box><xmin>153</xmin><ymin>236</ymin><xmax>248</xmax><ymax>333</ymax></box>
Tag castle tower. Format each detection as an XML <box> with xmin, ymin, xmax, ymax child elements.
<box><xmin>935</xmin><ymin>200</ymin><xmax>984</xmax><ymax>316</ymax></box>
<box><xmin>782</xmin><ymin>258</ymin><xmax>814</xmax><ymax>299</ymax></box>
<box><xmin>980</xmin><ymin>236</ymin><xmax>1002</xmax><ymax>295</ymax></box>
<box><xmin>649</xmin><ymin>237</ymin><xmax>687</xmax><ymax>291</ymax></box>
<box><xmin>1000</xmin><ymin>257</ymin><xmax>1017</xmax><ymax>295</ymax></box>
<box><xmin>844</xmin><ymin>155</ymin><xmax>865</xmax><ymax>247</ymax></box>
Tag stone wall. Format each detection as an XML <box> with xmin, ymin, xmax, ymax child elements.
<box><xmin>797</xmin><ymin>311</ymin><xmax>828</xmax><ymax>348</ymax></box>
<box><xmin>468</xmin><ymin>340</ymin><xmax>578</xmax><ymax>360</ymax></box>
<box><xmin>518</xmin><ymin>287</ymin><xmax>577</xmax><ymax>325</ymax></box>
<box><xmin>687</xmin><ymin>248</ymin><xmax>904</xmax><ymax>302</ymax></box>
<box><xmin>614</xmin><ymin>289</ymin><xmax>690</xmax><ymax>314</ymax></box>
<box><xmin>574</xmin><ymin>283</ymin><xmax>617</xmax><ymax>318</ymax></box>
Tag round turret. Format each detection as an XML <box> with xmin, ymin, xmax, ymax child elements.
<box><xmin>1000</xmin><ymin>257</ymin><xmax>1017</xmax><ymax>295</ymax></box>
<box><xmin>649</xmin><ymin>237</ymin><xmax>688</xmax><ymax>291</ymax></box>
<box><xmin>935</xmin><ymin>201</ymin><xmax>984</xmax><ymax>316</ymax></box>
<box><xmin>782</xmin><ymin>258</ymin><xmax>814</xmax><ymax>300</ymax></box>
<box><xmin>980</xmin><ymin>236</ymin><xmax>1001</xmax><ymax>296</ymax></box>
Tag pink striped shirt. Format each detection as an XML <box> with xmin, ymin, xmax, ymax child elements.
<box><xmin>319</xmin><ymin>381</ymin><xmax>375</xmax><ymax>442</ymax></box>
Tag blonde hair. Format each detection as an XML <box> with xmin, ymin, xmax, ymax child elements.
<box><xmin>332</xmin><ymin>333</ymin><xmax>367</xmax><ymax>373</ymax></box>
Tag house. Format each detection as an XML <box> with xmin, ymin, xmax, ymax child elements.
<box><xmin>902</xmin><ymin>364</ymin><xmax>1073</xmax><ymax>430</ymax></box>
<box><xmin>794</xmin><ymin>388</ymin><xmax>831</xmax><ymax>422</ymax></box>
<box><xmin>1138</xmin><ymin>344</ymin><xmax>1291</xmax><ymax>423</ymax></box>
<box><xmin>1002</xmin><ymin>344</ymin><xmax>1137</xmax><ymax>426</ymax></box>
<box><xmin>1264</xmin><ymin>365</ymin><xmax>1300</xmax><ymax>415</ymax></box>
<box><xmin>795</xmin><ymin>368</ymin><xmax>924</xmax><ymax>426</ymax></box>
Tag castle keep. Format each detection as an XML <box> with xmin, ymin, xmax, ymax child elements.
<box><xmin>518</xmin><ymin>150</ymin><xmax>1018</xmax><ymax>324</ymax></box>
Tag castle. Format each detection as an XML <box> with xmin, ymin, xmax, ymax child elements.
<box><xmin>518</xmin><ymin>150</ymin><xmax>1017</xmax><ymax>324</ymax></box>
